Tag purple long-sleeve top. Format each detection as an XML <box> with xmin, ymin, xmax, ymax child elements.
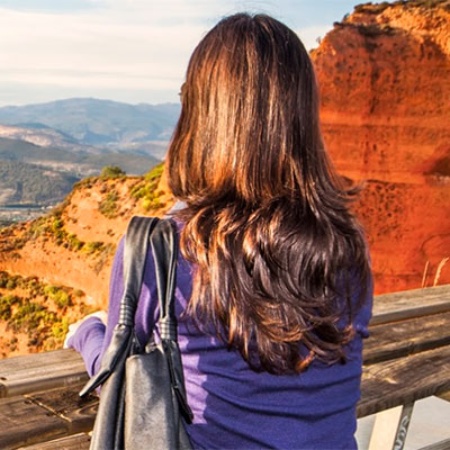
<box><xmin>69</xmin><ymin>222</ymin><xmax>373</xmax><ymax>449</ymax></box>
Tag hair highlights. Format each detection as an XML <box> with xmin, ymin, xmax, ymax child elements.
<box><xmin>167</xmin><ymin>13</ymin><xmax>370</xmax><ymax>374</ymax></box>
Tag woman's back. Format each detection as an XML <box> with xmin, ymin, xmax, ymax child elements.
<box><xmin>180</xmin><ymin>332</ymin><xmax>366</xmax><ymax>449</ymax></box>
<box><xmin>116</xmin><ymin>232</ymin><xmax>372</xmax><ymax>449</ymax></box>
<box><xmin>164</xmin><ymin>13</ymin><xmax>373</xmax><ymax>447</ymax></box>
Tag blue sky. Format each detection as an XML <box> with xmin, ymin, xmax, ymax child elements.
<box><xmin>0</xmin><ymin>0</ymin><xmax>383</xmax><ymax>106</ymax></box>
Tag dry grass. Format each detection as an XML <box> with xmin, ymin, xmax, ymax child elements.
<box><xmin>422</xmin><ymin>257</ymin><xmax>449</xmax><ymax>288</ymax></box>
<box><xmin>434</xmin><ymin>257</ymin><xmax>449</xmax><ymax>286</ymax></box>
<box><xmin>422</xmin><ymin>260</ymin><xmax>430</xmax><ymax>288</ymax></box>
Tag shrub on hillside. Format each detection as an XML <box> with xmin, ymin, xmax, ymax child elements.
<box><xmin>100</xmin><ymin>165</ymin><xmax>126</xmax><ymax>179</ymax></box>
<box><xmin>130</xmin><ymin>163</ymin><xmax>166</xmax><ymax>211</ymax></box>
<box><xmin>44</xmin><ymin>285</ymin><xmax>72</xmax><ymax>309</ymax></box>
<box><xmin>0</xmin><ymin>273</ymin><xmax>91</xmax><ymax>354</ymax></box>
<box><xmin>99</xmin><ymin>190</ymin><xmax>119</xmax><ymax>218</ymax></box>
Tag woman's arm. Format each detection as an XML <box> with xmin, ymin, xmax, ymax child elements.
<box><xmin>67</xmin><ymin>316</ymin><xmax>106</xmax><ymax>377</ymax></box>
<box><xmin>66</xmin><ymin>238</ymin><xmax>126</xmax><ymax>377</ymax></box>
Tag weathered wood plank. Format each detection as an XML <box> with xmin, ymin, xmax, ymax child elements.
<box><xmin>0</xmin><ymin>385</ymin><xmax>98</xmax><ymax>450</ymax></box>
<box><xmin>364</xmin><ymin>310</ymin><xmax>450</xmax><ymax>364</ymax></box>
<box><xmin>372</xmin><ymin>284</ymin><xmax>450</xmax><ymax>325</ymax></box>
<box><xmin>0</xmin><ymin>395</ymin><xmax>68</xmax><ymax>450</ymax></box>
<box><xmin>18</xmin><ymin>432</ymin><xmax>91</xmax><ymax>450</ymax></box>
<box><xmin>0</xmin><ymin>349</ymin><xmax>88</xmax><ymax>398</ymax></box>
<box><xmin>358</xmin><ymin>345</ymin><xmax>450</xmax><ymax>418</ymax></box>
<box><xmin>30</xmin><ymin>385</ymin><xmax>98</xmax><ymax>434</ymax></box>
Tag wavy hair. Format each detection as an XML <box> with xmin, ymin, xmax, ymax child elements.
<box><xmin>166</xmin><ymin>13</ymin><xmax>371</xmax><ymax>374</ymax></box>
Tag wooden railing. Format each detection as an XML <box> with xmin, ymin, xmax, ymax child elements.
<box><xmin>1</xmin><ymin>284</ymin><xmax>450</xmax><ymax>450</ymax></box>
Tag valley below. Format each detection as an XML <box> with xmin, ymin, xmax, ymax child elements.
<box><xmin>0</xmin><ymin>205</ymin><xmax>51</xmax><ymax>228</ymax></box>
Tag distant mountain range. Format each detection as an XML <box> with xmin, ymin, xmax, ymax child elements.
<box><xmin>0</xmin><ymin>98</ymin><xmax>181</xmax><ymax>206</ymax></box>
<box><xmin>0</xmin><ymin>98</ymin><xmax>180</xmax><ymax>147</ymax></box>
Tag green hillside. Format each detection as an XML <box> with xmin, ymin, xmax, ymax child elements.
<box><xmin>0</xmin><ymin>160</ymin><xmax>79</xmax><ymax>205</ymax></box>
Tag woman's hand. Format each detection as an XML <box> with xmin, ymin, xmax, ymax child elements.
<box><xmin>63</xmin><ymin>311</ymin><xmax>108</xmax><ymax>349</ymax></box>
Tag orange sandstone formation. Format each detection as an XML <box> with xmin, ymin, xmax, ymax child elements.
<box><xmin>312</xmin><ymin>0</ymin><xmax>450</xmax><ymax>294</ymax></box>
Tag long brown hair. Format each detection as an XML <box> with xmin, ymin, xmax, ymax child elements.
<box><xmin>166</xmin><ymin>13</ymin><xmax>371</xmax><ymax>374</ymax></box>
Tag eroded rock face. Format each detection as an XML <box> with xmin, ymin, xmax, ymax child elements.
<box><xmin>312</xmin><ymin>1</ymin><xmax>450</xmax><ymax>293</ymax></box>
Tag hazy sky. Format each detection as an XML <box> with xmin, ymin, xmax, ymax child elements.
<box><xmin>0</xmin><ymin>0</ymin><xmax>376</xmax><ymax>107</ymax></box>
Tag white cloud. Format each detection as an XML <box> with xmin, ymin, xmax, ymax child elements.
<box><xmin>0</xmin><ymin>6</ymin><xmax>206</xmax><ymax>105</ymax></box>
<box><xmin>0</xmin><ymin>0</ymin><xmax>362</xmax><ymax>106</ymax></box>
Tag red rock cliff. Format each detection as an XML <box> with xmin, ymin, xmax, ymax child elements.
<box><xmin>312</xmin><ymin>0</ymin><xmax>450</xmax><ymax>294</ymax></box>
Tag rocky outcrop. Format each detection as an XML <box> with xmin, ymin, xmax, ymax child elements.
<box><xmin>0</xmin><ymin>167</ymin><xmax>174</xmax><ymax>310</ymax></box>
<box><xmin>312</xmin><ymin>0</ymin><xmax>450</xmax><ymax>293</ymax></box>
